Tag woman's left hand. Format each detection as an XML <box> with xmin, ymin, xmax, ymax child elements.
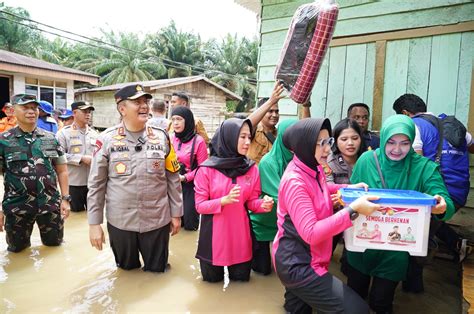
<box><xmin>431</xmin><ymin>195</ymin><xmax>447</xmax><ymax>215</ymax></box>
<box><xmin>261</xmin><ymin>195</ymin><xmax>274</xmax><ymax>212</ymax></box>
<box><xmin>348</xmin><ymin>182</ymin><xmax>369</xmax><ymax>191</ymax></box>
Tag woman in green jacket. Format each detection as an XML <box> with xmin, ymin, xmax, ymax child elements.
<box><xmin>250</xmin><ymin>119</ymin><xmax>297</xmax><ymax>275</ymax></box>
<box><xmin>345</xmin><ymin>114</ymin><xmax>454</xmax><ymax>314</ymax></box>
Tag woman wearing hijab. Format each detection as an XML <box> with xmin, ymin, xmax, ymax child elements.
<box><xmin>273</xmin><ymin>118</ymin><xmax>380</xmax><ymax>314</ymax></box>
<box><xmin>194</xmin><ymin>118</ymin><xmax>274</xmax><ymax>282</ymax></box>
<box><xmin>250</xmin><ymin>119</ymin><xmax>297</xmax><ymax>275</ymax></box>
<box><xmin>170</xmin><ymin>106</ymin><xmax>208</xmax><ymax>231</ymax></box>
<box><xmin>345</xmin><ymin>115</ymin><xmax>454</xmax><ymax>314</ymax></box>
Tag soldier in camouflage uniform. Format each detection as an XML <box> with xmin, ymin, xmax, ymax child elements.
<box><xmin>0</xmin><ymin>94</ymin><xmax>71</xmax><ymax>252</ymax></box>
<box><xmin>88</xmin><ymin>84</ymin><xmax>183</xmax><ymax>272</ymax></box>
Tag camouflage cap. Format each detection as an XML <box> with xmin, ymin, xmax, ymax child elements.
<box><xmin>11</xmin><ymin>94</ymin><xmax>40</xmax><ymax>106</ymax></box>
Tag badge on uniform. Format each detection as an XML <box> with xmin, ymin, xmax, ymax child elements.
<box><xmin>115</xmin><ymin>162</ymin><xmax>127</xmax><ymax>174</ymax></box>
<box><xmin>93</xmin><ymin>140</ymin><xmax>103</xmax><ymax>157</ymax></box>
<box><xmin>148</xmin><ymin>138</ymin><xmax>160</xmax><ymax>144</ymax></box>
<box><xmin>152</xmin><ymin>160</ymin><xmax>160</xmax><ymax>169</ymax></box>
<box><xmin>113</xmin><ymin>141</ymin><xmax>126</xmax><ymax>146</ymax></box>
<box><xmin>72</xmin><ymin>146</ymin><xmax>81</xmax><ymax>153</ymax></box>
<box><xmin>113</xmin><ymin>135</ymin><xmax>126</xmax><ymax>141</ymax></box>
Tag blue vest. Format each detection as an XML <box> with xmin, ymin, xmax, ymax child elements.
<box><xmin>37</xmin><ymin>117</ymin><xmax>58</xmax><ymax>134</ymax></box>
<box><xmin>413</xmin><ymin>114</ymin><xmax>470</xmax><ymax>206</ymax></box>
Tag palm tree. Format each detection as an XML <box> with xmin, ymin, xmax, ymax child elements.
<box><xmin>74</xmin><ymin>30</ymin><xmax>166</xmax><ymax>85</ymax></box>
<box><xmin>146</xmin><ymin>21</ymin><xmax>204</xmax><ymax>78</ymax></box>
<box><xmin>204</xmin><ymin>34</ymin><xmax>258</xmax><ymax>112</ymax></box>
<box><xmin>0</xmin><ymin>4</ymin><xmax>43</xmax><ymax>54</ymax></box>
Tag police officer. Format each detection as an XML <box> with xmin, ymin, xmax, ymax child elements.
<box><xmin>56</xmin><ymin>101</ymin><xmax>98</xmax><ymax>212</ymax></box>
<box><xmin>0</xmin><ymin>94</ymin><xmax>70</xmax><ymax>252</ymax></box>
<box><xmin>88</xmin><ymin>84</ymin><xmax>183</xmax><ymax>272</ymax></box>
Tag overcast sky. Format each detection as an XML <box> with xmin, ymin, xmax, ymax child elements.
<box><xmin>7</xmin><ymin>0</ymin><xmax>259</xmax><ymax>41</ymax></box>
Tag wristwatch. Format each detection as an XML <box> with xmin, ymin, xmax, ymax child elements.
<box><xmin>61</xmin><ymin>195</ymin><xmax>72</xmax><ymax>202</ymax></box>
<box><xmin>347</xmin><ymin>206</ymin><xmax>359</xmax><ymax>221</ymax></box>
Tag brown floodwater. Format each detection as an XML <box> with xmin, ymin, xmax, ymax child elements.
<box><xmin>0</xmin><ymin>211</ymin><xmax>285</xmax><ymax>313</ymax></box>
<box><xmin>0</xmin><ymin>211</ymin><xmax>462</xmax><ymax>313</ymax></box>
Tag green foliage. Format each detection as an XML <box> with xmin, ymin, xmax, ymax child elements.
<box><xmin>73</xmin><ymin>30</ymin><xmax>166</xmax><ymax>85</ymax></box>
<box><xmin>204</xmin><ymin>34</ymin><xmax>258</xmax><ymax>111</ymax></box>
<box><xmin>0</xmin><ymin>4</ymin><xmax>258</xmax><ymax>109</ymax></box>
<box><xmin>146</xmin><ymin>21</ymin><xmax>204</xmax><ymax>78</ymax></box>
<box><xmin>0</xmin><ymin>2</ymin><xmax>43</xmax><ymax>54</ymax></box>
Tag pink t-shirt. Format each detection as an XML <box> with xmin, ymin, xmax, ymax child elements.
<box><xmin>273</xmin><ymin>156</ymin><xmax>352</xmax><ymax>282</ymax></box>
<box><xmin>171</xmin><ymin>134</ymin><xmax>208</xmax><ymax>182</ymax></box>
<box><xmin>194</xmin><ymin>165</ymin><xmax>266</xmax><ymax>266</ymax></box>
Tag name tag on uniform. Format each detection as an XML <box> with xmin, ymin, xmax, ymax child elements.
<box><xmin>43</xmin><ymin>150</ymin><xmax>59</xmax><ymax>158</ymax></box>
<box><xmin>71</xmin><ymin>140</ymin><xmax>82</xmax><ymax>145</ymax></box>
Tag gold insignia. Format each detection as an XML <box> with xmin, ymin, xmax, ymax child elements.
<box><xmin>148</xmin><ymin>139</ymin><xmax>160</xmax><ymax>144</ymax></box>
<box><xmin>115</xmin><ymin>162</ymin><xmax>127</xmax><ymax>174</ymax></box>
<box><xmin>72</xmin><ymin>146</ymin><xmax>81</xmax><ymax>153</ymax></box>
<box><xmin>113</xmin><ymin>135</ymin><xmax>125</xmax><ymax>140</ymax></box>
<box><xmin>136</xmin><ymin>85</ymin><xmax>143</xmax><ymax>91</ymax></box>
<box><xmin>113</xmin><ymin>141</ymin><xmax>126</xmax><ymax>146</ymax></box>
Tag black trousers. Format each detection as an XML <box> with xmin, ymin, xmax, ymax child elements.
<box><xmin>182</xmin><ymin>182</ymin><xmax>199</xmax><ymax>231</ymax></box>
<box><xmin>70</xmin><ymin>185</ymin><xmax>88</xmax><ymax>212</ymax></box>
<box><xmin>346</xmin><ymin>263</ymin><xmax>398</xmax><ymax>314</ymax></box>
<box><xmin>199</xmin><ymin>259</ymin><xmax>252</xmax><ymax>282</ymax></box>
<box><xmin>251</xmin><ymin>240</ymin><xmax>272</xmax><ymax>275</ymax></box>
<box><xmin>284</xmin><ymin>272</ymin><xmax>369</xmax><ymax>314</ymax></box>
<box><xmin>5</xmin><ymin>211</ymin><xmax>63</xmax><ymax>253</ymax></box>
<box><xmin>107</xmin><ymin>222</ymin><xmax>170</xmax><ymax>272</ymax></box>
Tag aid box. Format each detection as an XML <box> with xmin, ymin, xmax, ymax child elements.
<box><xmin>340</xmin><ymin>188</ymin><xmax>436</xmax><ymax>256</ymax></box>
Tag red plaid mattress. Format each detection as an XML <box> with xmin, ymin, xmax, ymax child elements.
<box><xmin>275</xmin><ymin>1</ymin><xmax>339</xmax><ymax>104</ymax></box>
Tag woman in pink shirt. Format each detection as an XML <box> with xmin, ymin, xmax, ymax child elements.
<box><xmin>273</xmin><ymin>118</ymin><xmax>380</xmax><ymax>313</ymax></box>
<box><xmin>171</xmin><ymin>107</ymin><xmax>208</xmax><ymax>231</ymax></box>
<box><xmin>194</xmin><ymin>118</ymin><xmax>273</xmax><ymax>282</ymax></box>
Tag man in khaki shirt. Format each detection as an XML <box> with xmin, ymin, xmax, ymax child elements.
<box><xmin>168</xmin><ymin>91</ymin><xmax>210</xmax><ymax>144</ymax></box>
<box><xmin>88</xmin><ymin>84</ymin><xmax>183</xmax><ymax>273</ymax></box>
<box><xmin>56</xmin><ymin>101</ymin><xmax>98</xmax><ymax>212</ymax></box>
<box><xmin>247</xmin><ymin>82</ymin><xmax>312</xmax><ymax>164</ymax></box>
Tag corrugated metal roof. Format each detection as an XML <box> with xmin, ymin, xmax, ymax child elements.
<box><xmin>77</xmin><ymin>76</ymin><xmax>243</xmax><ymax>101</ymax></box>
<box><xmin>234</xmin><ymin>0</ymin><xmax>260</xmax><ymax>14</ymax></box>
<box><xmin>0</xmin><ymin>49</ymin><xmax>99</xmax><ymax>79</ymax></box>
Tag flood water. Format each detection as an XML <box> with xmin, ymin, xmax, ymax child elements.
<box><xmin>0</xmin><ymin>211</ymin><xmax>462</xmax><ymax>313</ymax></box>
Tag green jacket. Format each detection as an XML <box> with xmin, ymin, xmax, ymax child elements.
<box><xmin>0</xmin><ymin>126</ymin><xmax>66</xmax><ymax>215</ymax></box>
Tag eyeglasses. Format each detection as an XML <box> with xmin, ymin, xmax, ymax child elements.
<box><xmin>135</xmin><ymin>136</ymin><xmax>146</xmax><ymax>152</ymax></box>
<box><xmin>317</xmin><ymin>137</ymin><xmax>335</xmax><ymax>147</ymax></box>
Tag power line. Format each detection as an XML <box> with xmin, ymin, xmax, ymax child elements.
<box><xmin>0</xmin><ymin>15</ymin><xmax>213</xmax><ymax>78</ymax></box>
<box><xmin>0</xmin><ymin>9</ymin><xmax>258</xmax><ymax>85</ymax></box>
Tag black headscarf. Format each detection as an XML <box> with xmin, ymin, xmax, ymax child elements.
<box><xmin>201</xmin><ymin>118</ymin><xmax>254</xmax><ymax>179</ymax></box>
<box><xmin>171</xmin><ymin>106</ymin><xmax>195</xmax><ymax>143</ymax></box>
<box><xmin>282</xmin><ymin>118</ymin><xmax>332</xmax><ymax>171</ymax></box>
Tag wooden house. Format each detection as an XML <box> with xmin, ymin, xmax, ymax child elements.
<box><xmin>75</xmin><ymin>76</ymin><xmax>242</xmax><ymax>136</ymax></box>
<box><xmin>237</xmin><ymin>0</ymin><xmax>474</xmax><ymax>207</ymax></box>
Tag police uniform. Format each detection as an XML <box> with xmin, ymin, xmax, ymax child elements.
<box><xmin>0</xmin><ymin>126</ymin><xmax>67</xmax><ymax>252</ymax></box>
<box><xmin>56</xmin><ymin>123</ymin><xmax>98</xmax><ymax>211</ymax></box>
<box><xmin>87</xmin><ymin>123</ymin><xmax>183</xmax><ymax>271</ymax></box>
